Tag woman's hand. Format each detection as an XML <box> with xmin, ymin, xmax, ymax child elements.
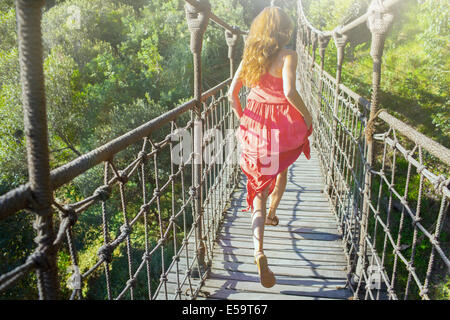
<box><xmin>302</xmin><ymin>111</ymin><xmax>312</xmax><ymax>130</ymax></box>
<box><xmin>227</xmin><ymin>91</ymin><xmax>243</xmax><ymax>119</ymax></box>
<box><xmin>232</xmin><ymin>105</ymin><xmax>243</xmax><ymax>119</ymax></box>
<box><xmin>228</xmin><ymin>61</ymin><xmax>245</xmax><ymax>120</ymax></box>
<box><xmin>292</xmin><ymin>105</ymin><xmax>312</xmax><ymax>130</ymax></box>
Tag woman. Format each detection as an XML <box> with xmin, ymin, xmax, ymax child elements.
<box><xmin>227</xmin><ymin>6</ymin><xmax>313</xmax><ymax>288</ymax></box>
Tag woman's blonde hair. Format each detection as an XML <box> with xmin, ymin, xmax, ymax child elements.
<box><xmin>240</xmin><ymin>7</ymin><xmax>294</xmax><ymax>87</ymax></box>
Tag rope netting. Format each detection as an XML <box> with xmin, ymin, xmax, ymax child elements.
<box><xmin>0</xmin><ymin>0</ymin><xmax>246</xmax><ymax>300</ymax></box>
<box><xmin>297</xmin><ymin>0</ymin><xmax>449</xmax><ymax>300</ymax></box>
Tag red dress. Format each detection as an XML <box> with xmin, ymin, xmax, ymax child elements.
<box><xmin>236</xmin><ymin>72</ymin><xmax>313</xmax><ymax>212</ymax></box>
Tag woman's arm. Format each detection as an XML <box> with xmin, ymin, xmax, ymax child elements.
<box><xmin>282</xmin><ymin>51</ymin><xmax>312</xmax><ymax>130</ymax></box>
<box><xmin>227</xmin><ymin>61</ymin><xmax>244</xmax><ymax>119</ymax></box>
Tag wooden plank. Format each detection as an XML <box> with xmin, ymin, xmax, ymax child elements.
<box><xmin>206</xmin><ymin>268</ymin><xmax>348</xmax><ymax>285</ymax></box>
<box><xmin>229</xmin><ymin>200</ymin><xmax>332</xmax><ymax>208</ymax></box>
<box><xmin>164</xmin><ymin>271</ymin><xmax>349</xmax><ymax>297</ymax></box>
<box><xmin>205</xmin><ymin>253</ymin><xmax>346</xmax><ymax>267</ymax></box>
<box><xmin>206</xmin><ymin>269</ymin><xmax>347</xmax><ymax>286</ymax></box>
<box><xmin>226</xmin><ymin>206</ymin><xmax>335</xmax><ymax>216</ymax></box>
<box><xmin>222</xmin><ymin>226</ymin><xmax>341</xmax><ymax>241</ymax></box>
<box><xmin>221</xmin><ymin>220</ymin><xmax>340</xmax><ymax>233</ymax></box>
<box><xmin>233</xmin><ymin>185</ymin><xmax>324</xmax><ymax>192</ymax></box>
<box><xmin>212</xmin><ymin>247</ymin><xmax>347</xmax><ymax>264</ymax></box>
<box><xmin>230</xmin><ymin>193</ymin><xmax>328</xmax><ymax>199</ymax></box>
<box><xmin>176</xmin><ymin>240</ymin><xmax>346</xmax><ymax>262</ymax></box>
<box><xmin>234</xmin><ymin>179</ymin><xmax>325</xmax><ymax>185</ymax></box>
<box><xmin>213</xmin><ymin>240</ymin><xmax>346</xmax><ymax>256</ymax></box>
<box><xmin>162</xmin><ymin>282</ymin><xmax>341</xmax><ymax>300</ymax></box>
<box><xmin>226</xmin><ymin>203</ymin><xmax>333</xmax><ymax>211</ymax></box>
<box><xmin>273</xmin><ymin>174</ymin><xmax>323</xmax><ymax>178</ymax></box>
<box><xmin>266</xmin><ymin>196</ymin><xmax>330</xmax><ymax>202</ymax></box>
<box><xmin>230</xmin><ymin>187</ymin><xmax>327</xmax><ymax>193</ymax></box>
<box><xmin>211</xmin><ymin>259</ymin><xmax>347</xmax><ymax>277</ymax></box>
<box><xmin>287</xmin><ymin>170</ymin><xmax>324</xmax><ymax>174</ymax></box>
<box><xmin>175</xmin><ymin>255</ymin><xmax>347</xmax><ymax>271</ymax></box>
<box><xmin>230</xmin><ymin>191</ymin><xmax>329</xmax><ymax>199</ymax></box>
<box><xmin>223</xmin><ymin>217</ymin><xmax>339</xmax><ymax>225</ymax></box>
<box><xmin>227</xmin><ymin>202</ymin><xmax>332</xmax><ymax>211</ymax></box>
<box><xmin>216</xmin><ymin>234</ymin><xmax>344</xmax><ymax>248</ymax></box>
<box><xmin>220</xmin><ymin>227</ymin><xmax>341</xmax><ymax>241</ymax></box>
<box><xmin>220</xmin><ymin>217</ymin><xmax>339</xmax><ymax>229</ymax></box>
<box><xmin>215</xmin><ymin>234</ymin><xmax>344</xmax><ymax>248</ymax></box>
<box><xmin>221</xmin><ymin>221</ymin><xmax>340</xmax><ymax>234</ymax></box>
<box><xmin>225</xmin><ymin>211</ymin><xmax>338</xmax><ymax>222</ymax></box>
<box><xmin>195</xmin><ymin>287</ymin><xmax>340</xmax><ymax>300</ymax></box>
<box><xmin>177</xmin><ymin>249</ymin><xmax>346</xmax><ymax>267</ymax></box>
<box><xmin>165</xmin><ymin>257</ymin><xmax>349</xmax><ymax>297</ymax></box>
<box><xmin>196</xmin><ymin>278</ymin><xmax>352</xmax><ymax>300</ymax></box>
<box><xmin>224</xmin><ymin>213</ymin><xmax>337</xmax><ymax>222</ymax></box>
<box><xmin>173</xmin><ymin>246</ymin><xmax>347</xmax><ymax>267</ymax></box>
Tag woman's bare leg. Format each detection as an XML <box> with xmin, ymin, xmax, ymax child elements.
<box><xmin>252</xmin><ymin>185</ymin><xmax>276</xmax><ymax>288</ymax></box>
<box><xmin>267</xmin><ymin>168</ymin><xmax>288</xmax><ymax>220</ymax></box>
<box><xmin>252</xmin><ymin>186</ymin><xmax>270</xmax><ymax>256</ymax></box>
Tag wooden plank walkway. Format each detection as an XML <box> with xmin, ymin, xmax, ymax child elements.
<box><xmin>198</xmin><ymin>148</ymin><xmax>352</xmax><ymax>300</ymax></box>
<box><xmin>158</xmin><ymin>148</ymin><xmax>352</xmax><ymax>300</ymax></box>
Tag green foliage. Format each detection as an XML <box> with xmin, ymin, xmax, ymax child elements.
<box><xmin>305</xmin><ymin>0</ymin><xmax>449</xmax><ymax>147</ymax></box>
<box><xmin>0</xmin><ymin>39</ymin><xmax>27</xmax><ymax>184</ymax></box>
<box><xmin>0</xmin><ymin>211</ymin><xmax>36</xmax><ymax>299</ymax></box>
<box><xmin>0</xmin><ymin>0</ymin><xmax>245</xmax><ymax>300</ymax></box>
<box><xmin>44</xmin><ymin>45</ymin><xmax>86</xmax><ymax>162</ymax></box>
<box><xmin>434</xmin><ymin>277</ymin><xmax>450</xmax><ymax>300</ymax></box>
<box><xmin>0</xmin><ymin>0</ymin><xmax>13</xmax><ymax>12</ymax></box>
<box><xmin>303</xmin><ymin>0</ymin><xmax>357</xmax><ymax>29</ymax></box>
<box><xmin>0</xmin><ymin>6</ymin><xmax>16</xmax><ymax>51</ymax></box>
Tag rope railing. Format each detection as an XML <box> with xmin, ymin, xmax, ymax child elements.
<box><xmin>0</xmin><ymin>0</ymin><xmax>246</xmax><ymax>300</ymax></box>
<box><xmin>297</xmin><ymin>0</ymin><xmax>403</xmax><ymax>37</ymax></box>
<box><xmin>297</xmin><ymin>0</ymin><xmax>449</xmax><ymax>300</ymax></box>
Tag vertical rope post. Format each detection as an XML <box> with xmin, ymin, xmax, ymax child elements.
<box><xmin>326</xmin><ymin>30</ymin><xmax>347</xmax><ymax>193</ymax></box>
<box><xmin>225</xmin><ymin>28</ymin><xmax>239</xmax><ymax>78</ymax></box>
<box><xmin>310</xmin><ymin>31</ymin><xmax>318</xmax><ymax>73</ymax></box>
<box><xmin>316</xmin><ymin>33</ymin><xmax>330</xmax><ymax>113</ymax></box>
<box><xmin>225</xmin><ymin>27</ymin><xmax>240</xmax><ymax>184</ymax></box>
<box><xmin>313</xmin><ymin>33</ymin><xmax>330</xmax><ymax>148</ymax></box>
<box><xmin>306</xmin><ymin>26</ymin><xmax>311</xmax><ymax>54</ymax></box>
<box><xmin>15</xmin><ymin>0</ymin><xmax>59</xmax><ymax>299</ymax></box>
<box><xmin>185</xmin><ymin>0</ymin><xmax>211</xmax><ymax>275</ymax></box>
<box><xmin>300</xmin><ymin>24</ymin><xmax>307</xmax><ymax>52</ymax></box>
<box><xmin>354</xmin><ymin>2</ymin><xmax>394</xmax><ymax>298</ymax></box>
<box><xmin>296</xmin><ymin>23</ymin><xmax>303</xmax><ymax>52</ymax></box>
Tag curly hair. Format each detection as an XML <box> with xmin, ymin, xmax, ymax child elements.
<box><xmin>240</xmin><ymin>7</ymin><xmax>294</xmax><ymax>87</ymax></box>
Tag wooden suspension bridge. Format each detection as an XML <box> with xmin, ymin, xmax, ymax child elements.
<box><xmin>0</xmin><ymin>0</ymin><xmax>448</xmax><ymax>301</ymax></box>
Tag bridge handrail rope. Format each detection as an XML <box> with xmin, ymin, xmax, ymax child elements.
<box><xmin>308</xmin><ymin>59</ymin><xmax>450</xmax><ymax>191</ymax></box>
<box><xmin>0</xmin><ymin>0</ymin><xmax>246</xmax><ymax>300</ymax></box>
<box><xmin>298</xmin><ymin>0</ymin><xmax>402</xmax><ymax>37</ymax></box>
<box><xmin>0</xmin><ymin>79</ymin><xmax>230</xmax><ymax>220</ymax></box>
<box><xmin>297</xmin><ymin>0</ymin><xmax>449</xmax><ymax>300</ymax></box>
<box><xmin>298</xmin><ymin>0</ymin><xmax>449</xmax><ymax>166</ymax></box>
